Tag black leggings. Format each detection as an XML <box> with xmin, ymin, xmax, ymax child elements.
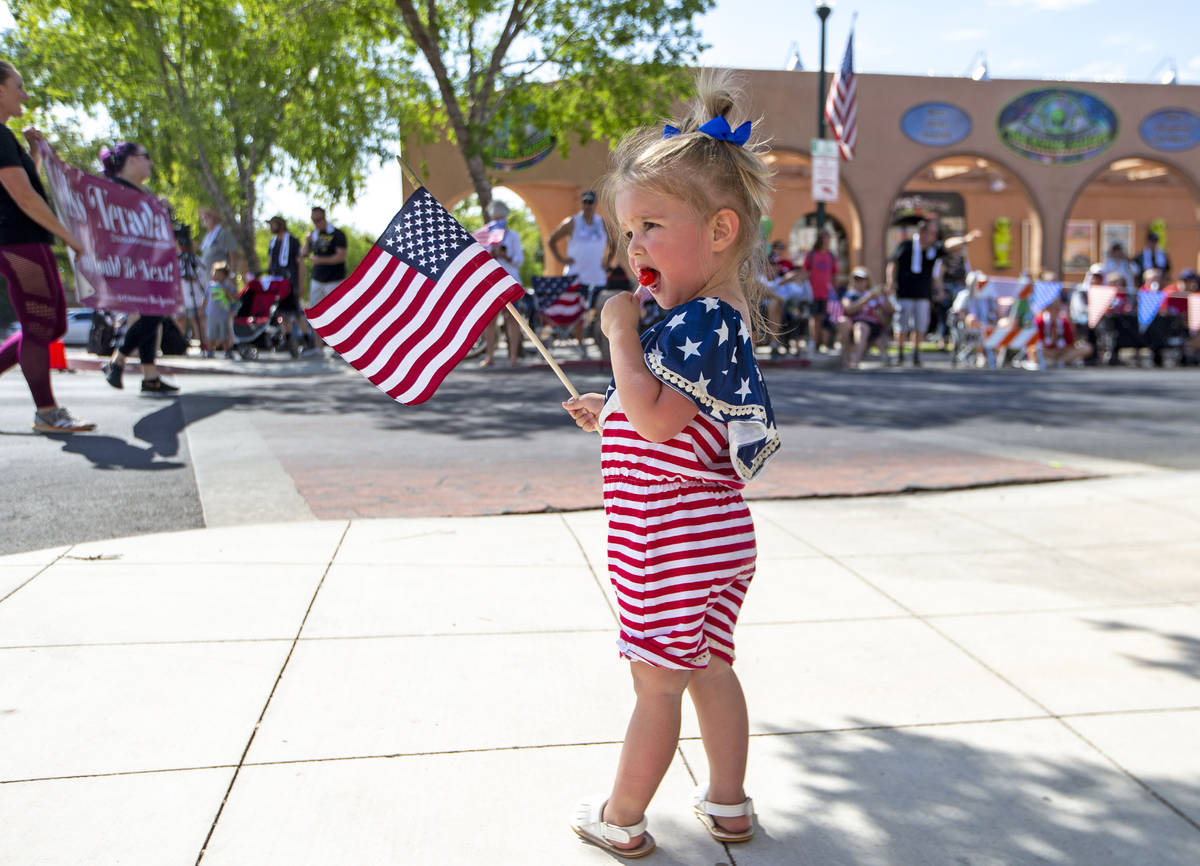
<box><xmin>119</xmin><ymin>315</ymin><xmax>163</xmax><ymax>365</ymax></box>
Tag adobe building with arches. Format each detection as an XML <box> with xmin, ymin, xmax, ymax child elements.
<box><xmin>405</xmin><ymin>69</ymin><xmax>1200</xmax><ymax>287</ymax></box>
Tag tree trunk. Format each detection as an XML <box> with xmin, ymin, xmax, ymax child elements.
<box><xmin>465</xmin><ymin>152</ymin><xmax>492</xmax><ymax>220</ymax></box>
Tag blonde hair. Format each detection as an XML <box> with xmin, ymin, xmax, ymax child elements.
<box><xmin>600</xmin><ymin>69</ymin><xmax>775</xmax><ymax>336</ymax></box>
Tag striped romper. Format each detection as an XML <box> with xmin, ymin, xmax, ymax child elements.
<box><xmin>598</xmin><ymin>297</ymin><xmax>780</xmax><ymax>670</ymax></box>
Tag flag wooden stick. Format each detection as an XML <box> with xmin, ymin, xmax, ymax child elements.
<box><xmin>505</xmin><ymin>302</ymin><xmax>581</xmax><ymax>399</ymax></box>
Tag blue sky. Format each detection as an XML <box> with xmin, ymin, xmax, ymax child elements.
<box><xmin>3</xmin><ymin>0</ymin><xmax>1196</xmax><ymax>232</ymax></box>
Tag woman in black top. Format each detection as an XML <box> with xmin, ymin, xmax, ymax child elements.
<box><xmin>99</xmin><ymin>142</ymin><xmax>180</xmax><ymax>393</ymax></box>
<box><xmin>0</xmin><ymin>61</ymin><xmax>94</xmax><ymax>433</ymax></box>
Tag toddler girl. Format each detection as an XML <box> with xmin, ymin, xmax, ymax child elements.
<box><xmin>563</xmin><ymin>70</ymin><xmax>780</xmax><ymax>858</ymax></box>
<box><xmin>204</xmin><ymin>261</ymin><xmax>238</xmax><ymax>357</ymax></box>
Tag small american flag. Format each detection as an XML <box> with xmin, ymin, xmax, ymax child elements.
<box><xmin>305</xmin><ymin>187</ymin><xmax>525</xmax><ymax>405</ymax></box>
<box><xmin>1087</xmin><ymin>286</ymin><xmax>1118</xmax><ymax>328</ymax></box>
<box><xmin>532</xmin><ymin>275</ymin><xmax>585</xmax><ymax>327</ymax></box>
<box><xmin>825</xmin><ymin>290</ymin><xmax>844</xmax><ymax>323</ymax></box>
<box><xmin>1137</xmin><ymin>290</ymin><xmax>1165</xmax><ymax>332</ymax></box>
<box><xmin>1031</xmin><ymin>280</ymin><xmax>1062</xmax><ymax>314</ymax></box>
<box><xmin>824</xmin><ymin>28</ymin><xmax>857</xmax><ymax>161</ymax></box>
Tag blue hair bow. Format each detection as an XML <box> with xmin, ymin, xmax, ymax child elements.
<box><xmin>663</xmin><ymin>116</ymin><xmax>752</xmax><ymax>146</ymax></box>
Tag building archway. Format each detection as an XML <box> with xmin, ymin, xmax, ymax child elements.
<box><xmin>887</xmin><ymin>154</ymin><xmax>1043</xmax><ymax>279</ymax></box>
<box><xmin>1062</xmin><ymin>155</ymin><xmax>1200</xmax><ymax>282</ymax></box>
<box><xmin>764</xmin><ymin>147</ymin><xmax>863</xmax><ymax>276</ymax></box>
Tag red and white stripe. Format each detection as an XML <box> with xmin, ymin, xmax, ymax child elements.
<box><xmin>601</xmin><ymin>410</ymin><xmax>755</xmax><ymax>670</ymax></box>
<box><xmin>541</xmin><ymin>284</ymin><xmax>585</xmax><ymax>327</ymax></box>
<box><xmin>1188</xmin><ymin>294</ymin><xmax>1200</xmax><ymax>334</ymax></box>
<box><xmin>824</xmin><ymin>29</ymin><xmax>857</xmax><ymax>161</ymax></box>
<box><xmin>307</xmin><ymin>244</ymin><xmax>521</xmax><ymax>405</ymax></box>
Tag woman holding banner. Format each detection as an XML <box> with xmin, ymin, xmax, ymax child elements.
<box><xmin>99</xmin><ymin>142</ymin><xmax>180</xmax><ymax>393</ymax></box>
<box><xmin>0</xmin><ymin>61</ymin><xmax>95</xmax><ymax>432</ymax></box>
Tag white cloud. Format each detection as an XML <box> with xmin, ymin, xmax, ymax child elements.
<box><xmin>1186</xmin><ymin>55</ymin><xmax>1200</xmax><ymax>72</ymax></box>
<box><xmin>946</xmin><ymin>29</ymin><xmax>987</xmax><ymax>42</ymax></box>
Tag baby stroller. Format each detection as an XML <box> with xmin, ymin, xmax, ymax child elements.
<box><xmin>232</xmin><ymin>276</ymin><xmax>292</xmax><ymax>360</ymax></box>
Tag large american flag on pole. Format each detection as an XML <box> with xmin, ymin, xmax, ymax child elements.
<box><xmin>305</xmin><ymin>187</ymin><xmax>526</xmax><ymax>405</ymax></box>
<box><xmin>824</xmin><ymin>28</ymin><xmax>857</xmax><ymax>161</ymax></box>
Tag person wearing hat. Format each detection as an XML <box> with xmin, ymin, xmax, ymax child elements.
<box><xmin>839</xmin><ymin>266</ymin><xmax>894</xmax><ymax>369</ymax></box>
<box><xmin>548</xmin><ymin>189</ymin><xmax>615</xmax><ymax>311</ymax></box>
<box><xmin>266</xmin><ymin>215</ymin><xmax>304</xmax><ymax>354</ymax></box>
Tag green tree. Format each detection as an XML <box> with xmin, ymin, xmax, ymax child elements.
<box><xmin>394</xmin><ymin>0</ymin><xmax>713</xmax><ymax>216</ymax></box>
<box><xmin>452</xmin><ymin>193</ymin><xmax>542</xmax><ymax>285</ymax></box>
<box><xmin>4</xmin><ymin>0</ymin><xmax>422</xmax><ymax>271</ymax></box>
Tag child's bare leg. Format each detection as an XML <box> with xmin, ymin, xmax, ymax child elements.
<box><xmin>604</xmin><ymin>662</ymin><xmax>690</xmax><ymax>847</ymax></box>
<box><xmin>686</xmin><ymin>657</ymin><xmax>751</xmax><ymax>833</ymax></box>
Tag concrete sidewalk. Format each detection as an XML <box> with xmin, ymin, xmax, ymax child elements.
<box><xmin>2</xmin><ymin>472</ymin><xmax>1199</xmax><ymax>865</ymax></box>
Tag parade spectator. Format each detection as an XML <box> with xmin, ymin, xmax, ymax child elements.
<box><xmin>1139</xmin><ymin>268</ymin><xmax>1162</xmax><ymax>291</ymax></box>
<box><xmin>1035</xmin><ymin>293</ymin><xmax>1089</xmax><ymax>367</ymax></box>
<box><xmin>839</xmin><ymin>266</ymin><xmax>893</xmax><ymax>369</ymax></box>
<box><xmin>300</xmin><ymin>205</ymin><xmax>347</xmax><ymax>356</ymax></box>
<box><xmin>100</xmin><ymin>141</ymin><xmax>179</xmax><ymax>393</ymax></box>
<box><xmin>1070</xmin><ymin>264</ymin><xmax>1104</xmax><ymax>364</ymax></box>
<box><xmin>266</xmin><ymin>215</ymin><xmax>304</xmax><ymax>352</ymax></box>
<box><xmin>549</xmin><ymin>189</ymin><xmax>613</xmax><ymax>347</ymax></box>
<box><xmin>1103</xmin><ymin>243</ymin><xmax>1139</xmax><ymax>300</ymax></box>
<box><xmin>768</xmin><ymin>239</ymin><xmax>794</xmax><ymax>274</ymax></box>
<box><xmin>548</xmin><ymin>189</ymin><xmax>614</xmax><ymax>306</ymax></box>
<box><xmin>1135</xmin><ymin>231</ymin><xmax>1170</xmax><ymax>283</ymax></box>
<box><xmin>764</xmin><ymin>264</ymin><xmax>811</xmax><ymax>356</ymax></box>
<box><xmin>952</xmin><ymin>269</ymin><xmax>998</xmax><ymax>330</ymax></box>
<box><xmin>803</xmin><ymin>229</ymin><xmax>837</xmax><ymax>351</ymax></box>
<box><xmin>886</xmin><ymin>217</ymin><xmax>980</xmax><ymax>367</ymax></box>
<box><xmin>175</xmin><ymin>231</ymin><xmax>206</xmax><ymax>351</ymax></box>
<box><xmin>197</xmin><ymin>206</ymin><xmax>243</xmax><ymax>279</ymax></box>
<box><xmin>478</xmin><ymin>199</ymin><xmax>525</xmax><ymax>367</ymax></box>
<box><xmin>203</xmin><ymin>261</ymin><xmax>239</xmax><ymax>358</ymax></box>
<box><xmin>933</xmin><ymin>244</ymin><xmax>970</xmax><ymax>349</ymax></box>
<box><xmin>0</xmin><ymin>62</ymin><xmax>94</xmax><ymax>432</ymax></box>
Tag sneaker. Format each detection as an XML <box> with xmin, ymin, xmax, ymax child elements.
<box><xmin>141</xmin><ymin>378</ymin><xmax>180</xmax><ymax>393</ymax></box>
<box><xmin>102</xmin><ymin>361</ymin><xmax>124</xmax><ymax>389</ymax></box>
<box><xmin>33</xmin><ymin>406</ymin><xmax>96</xmax><ymax>433</ymax></box>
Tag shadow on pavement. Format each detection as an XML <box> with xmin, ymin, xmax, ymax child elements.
<box><xmin>752</xmin><ymin>719</ymin><xmax>1200</xmax><ymax>864</ymax></box>
<box><xmin>43</xmin><ymin>395</ymin><xmax>245</xmax><ymax>471</ymax></box>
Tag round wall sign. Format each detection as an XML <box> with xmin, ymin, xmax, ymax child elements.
<box><xmin>901</xmin><ymin>102</ymin><xmax>972</xmax><ymax>147</ymax></box>
<box><xmin>1139</xmin><ymin>109</ymin><xmax>1200</xmax><ymax>152</ymax></box>
<box><xmin>997</xmin><ymin>88</ymin><xmax>1118</xmax><ymax>165</ymax></box>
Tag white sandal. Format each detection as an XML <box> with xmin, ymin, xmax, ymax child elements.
<box><xmin>691</xmin><ymin>786</ymin><xmax>755</xmax><ymax>842</ymax></box>
<box><xmin>571</xmin><ymin>796</ymin><xmax>656</xmax><ymax>858</ymax></box>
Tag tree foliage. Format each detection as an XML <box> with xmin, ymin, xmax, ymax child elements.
<box><xmin>394</xmin><ymin>0</ymin><xmax>714</xmax><ymax>216</ymax></box>
<box><xmin>4</xmin><ymin>0</ymin><xmax>423</xmax><ymax>269</ymax></box>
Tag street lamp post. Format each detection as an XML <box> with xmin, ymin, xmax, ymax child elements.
<box><xmin>814</xmin><ymin>1</ymin><xmax>832</xmax><ymax>232</ymax></box>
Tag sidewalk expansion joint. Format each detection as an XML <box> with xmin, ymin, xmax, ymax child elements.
<box><xmin>193</xmin><ymin>520</ymin><xmax>351</xmax><ymax>866</ymax></box>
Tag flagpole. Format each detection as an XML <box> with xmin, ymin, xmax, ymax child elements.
<box><xmin>504</xmin><ymin>302</ymin><xmax>581</xmax><ymax>399</ymax></box>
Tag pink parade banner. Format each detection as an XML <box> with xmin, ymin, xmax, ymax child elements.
<box><xmin>35</xmin><ymin>140</ymin><xmax>181</xmax><ymax>315</ymax></box>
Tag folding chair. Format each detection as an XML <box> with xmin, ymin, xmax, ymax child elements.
<box><xmin>532</xmin><ymin>275</ymin><xmax>587</xmax><ymax>356</ymax></box>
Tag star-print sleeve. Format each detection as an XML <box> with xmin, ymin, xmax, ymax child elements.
<box><xmin>642</xmin><ymin>298</ymin><xmax>780</xmax><ymax>481</ymax></box>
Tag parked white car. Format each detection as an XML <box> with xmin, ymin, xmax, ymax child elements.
<box><xmin>3</xmin><ymin>307</ymin><xmax>96</xmax><ymax>346</ymax></box>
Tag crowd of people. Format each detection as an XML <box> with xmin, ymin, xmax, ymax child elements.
<box><xmin>759</xmin><ymin>217</ymin><xmax>1199</xmax><ymax>370</ymax></box>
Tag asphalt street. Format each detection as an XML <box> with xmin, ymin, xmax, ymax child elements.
<box><xmin>2</xmin><ymin>357</ymin><xmax>1198</xmax><ymax>555</ymax></box>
